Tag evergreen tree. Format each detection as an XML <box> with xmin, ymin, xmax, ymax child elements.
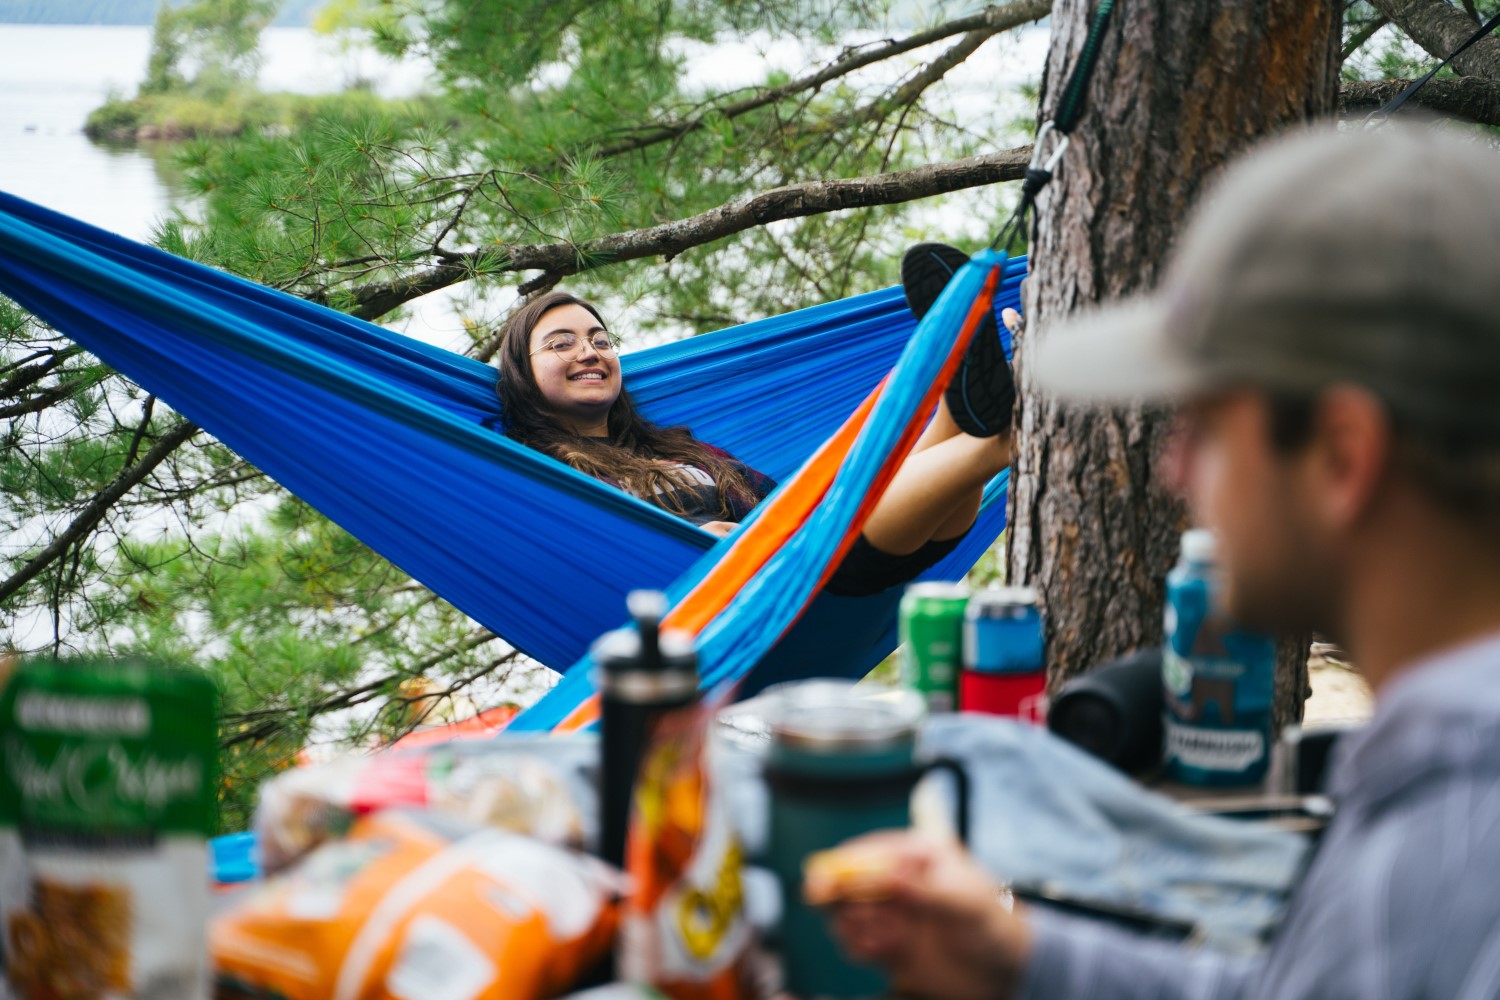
<box><xmin>139</xmin><ymin>0</ymin><xmax>282</xmax><ymax>97</ymax></box>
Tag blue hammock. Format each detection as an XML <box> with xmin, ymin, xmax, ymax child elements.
<box><xmin>0</xmin><ymin>191</ymin><xmax>1023</xmax><ymax>730</ymax></box>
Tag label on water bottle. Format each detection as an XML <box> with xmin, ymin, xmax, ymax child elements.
<box><xmin>1163</xmin><ymin>708</ymin><xmax>1266</xmax><ymax>773</ymax></box>
<box><xmin>1162</xmin><ymin>552</ymin><xmax>1276</xmax><ymax>787</ymax></box>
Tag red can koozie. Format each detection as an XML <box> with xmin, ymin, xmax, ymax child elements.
<box><xmin>959</xmin><ymin>669</ymin><xmax>1047</xmax><ymax>722</ymax></box>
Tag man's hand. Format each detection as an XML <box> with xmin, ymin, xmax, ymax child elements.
<box><xmin>701</xmin><ymin>520</ymin><xmax>738</xmax><ymax>538</ymax></box>
<box><xmin>804</xmin><ymin>831</ymin><xmax>1032</xmax><ymax>1000</ymax></box>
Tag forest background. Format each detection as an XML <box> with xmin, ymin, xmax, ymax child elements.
<box><xmin>1</xmin><ymin>0</ymin><xmax>1491</xmax><ymax>830</ymax></box>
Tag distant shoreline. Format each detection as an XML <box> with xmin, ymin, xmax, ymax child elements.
<box><xmin>0</xmin><ymin>0</ymin><xmax>319</xmax><ymax>27</ymax></box>
<box><xmin>0</xmin><ymin>18</ymin><xmax>314</xmax><ymax>27</ymax></box>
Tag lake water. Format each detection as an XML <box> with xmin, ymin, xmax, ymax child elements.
<box><xmin>0</xmin><ymin>24</ymin><xmax>429</xmax><ymax>240</ymax></box>
<box><xmin>0</xmin><ymin>25</ymin><xmax>173</xmax><ymax>238</ymax></box>
<box><xmin>0</xmin><ymin>23</ymin><xmax>482</xmax><ymax>345</ymax></box>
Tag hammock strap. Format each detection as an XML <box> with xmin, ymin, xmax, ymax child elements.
<box><xmin>991</xmin><ymin>0</ymin><xmax>1121</xmax><ymax>254</ymax></box>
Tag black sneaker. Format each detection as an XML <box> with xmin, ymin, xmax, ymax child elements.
<box><xmin>900</xmin><ymin>242</ymin><xmax>1016</xmax><ymax>438</ymax></box>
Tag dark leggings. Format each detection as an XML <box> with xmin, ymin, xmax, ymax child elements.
<box><xmin>823</xmin><ymin>531</ymin><xmax>968</xmax><ymax>597</ymax></box>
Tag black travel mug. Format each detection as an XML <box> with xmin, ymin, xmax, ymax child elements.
<box><xmin>596</xmin><ymin>590</ymin><xmax>699</xmax><ymax>868</ymax></box>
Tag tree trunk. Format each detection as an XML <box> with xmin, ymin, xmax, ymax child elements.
<box><xmin>1007</xmin><ymin>0</ymin><xmax>1341</xmax><ymax>730</ymax></box>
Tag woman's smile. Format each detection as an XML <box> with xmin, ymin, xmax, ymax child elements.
<box><xmin>526</xmin><ymin>302</ymin><xmax>624</xmax><ymax>433</ymax></box>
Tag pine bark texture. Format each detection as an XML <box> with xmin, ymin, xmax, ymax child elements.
<box><xmin>1007</xmin><ymin>0</ymin><xmax>1341</xmax><ymax>729</ymax></box>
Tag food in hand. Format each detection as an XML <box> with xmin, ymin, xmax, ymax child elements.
<box><xmin>803</xmin><ymin>844</ymin><xmax>904</xmax><ymax>905</ymax></box>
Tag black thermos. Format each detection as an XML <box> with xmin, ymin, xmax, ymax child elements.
<box><xmin>596</xmin><ymin>590</ymin><xmax>700</xmax><ymax>868</ymax></box>
<box><xmin>1047</xmin><ymin>647</ymin><xmax>1166</xmax><ymax>776</ymax></box>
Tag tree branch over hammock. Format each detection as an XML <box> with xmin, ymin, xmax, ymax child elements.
<box><xmin>1340</xmin><ymin>75</ymin><xmax>1500</xmax><ymax>122</ymax></box>
<box><xmin>591</xmin><ymin>0</ymin><xmax>1052</xmax><ymax>160</ymax></box>
<box><xmin>1365</xmin><ymin>0</ymin><xmax>1500</xmax><ymax>81</ymax></box>
<box><xmin>343</xmin><ymin>0</ymin><xmax>1047</xmax><ymax>290</ymax></box>
<box><xmin>349</xmin><ymin>145</ymin><xmax>1032</xmax><ymax>319</ymax></box>
<box><xmin>820</xmin><ymin>27</ymin><xmax>1002</xmax><ymax>134</ymax></box>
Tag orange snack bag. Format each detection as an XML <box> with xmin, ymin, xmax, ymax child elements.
<box><xmin>211</xmin><ymin>810</ymin><xmax>619</xmax><ymax>1000</ymax></box>
<box><xmin>619</xmin><ymin>707</ymin><xmax>756</xmax><ymax>1000</ymax></box>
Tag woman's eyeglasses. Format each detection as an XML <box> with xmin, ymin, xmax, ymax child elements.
<box><xmin>530</xmin><ymin>332</ymin><xmax>619</xmax><ymax>360</ymax></box>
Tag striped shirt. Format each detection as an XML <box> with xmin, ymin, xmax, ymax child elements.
<box><xmin>1019</xmin><ymin>631</ymin><xmax>1500</xmax><ymax>1000</ymax></box>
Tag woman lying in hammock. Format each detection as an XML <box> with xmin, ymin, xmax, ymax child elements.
<box><xmin>495</xmin><ymin>243</ymin><xmax>1019</xmax><ymax>598</ymax></box>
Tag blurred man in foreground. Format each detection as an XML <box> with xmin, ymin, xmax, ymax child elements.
<box><xmin>807</xmin><ymin>125</ymin><xmax>1500</xmax><ymax>999</ymax></box>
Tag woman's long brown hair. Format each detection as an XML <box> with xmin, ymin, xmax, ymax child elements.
<box><xmin>495</xmin><ymin>291</ymin><xmax>759</xmax><ymax>520</ymax></box>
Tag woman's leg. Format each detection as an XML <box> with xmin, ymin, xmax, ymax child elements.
<box><xmin>860</xmin><ymin>413</ymin><xmax>1011</xmax><ymax>556</ymax></box>
<box><xmin>908</xmin><ymin>390</ymin><xmax>966</xmax><ymax>455</ymax></box>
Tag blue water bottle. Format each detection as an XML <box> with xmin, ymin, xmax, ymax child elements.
<box><xmin>1162</xmin><ymin>529</ymin><xmax>1276</xmax><ymax>786</ymax></box>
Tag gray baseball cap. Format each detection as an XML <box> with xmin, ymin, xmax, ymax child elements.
<box><xmin>1029</xmin><ymin>125</ymin><xmax>1500</xmax><ymax>441</ymax></box>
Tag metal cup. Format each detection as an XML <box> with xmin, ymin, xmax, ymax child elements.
<box><xmin>760</xmin><ymin>681</ymin><xmax>969</xmax><ymax>1000</ymax></box>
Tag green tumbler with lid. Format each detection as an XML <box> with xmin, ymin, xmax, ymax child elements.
<box><xmin>762</xmin><ymin>681</ymin><xmax>969</xmax><ymax>1000</ymax></box>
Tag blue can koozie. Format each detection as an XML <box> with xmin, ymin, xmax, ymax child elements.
<box><xmin>963</xmin><ymin>587</ymin><xmax>1045</xmax><ymax>674</ymax></box>
<box><xmin>1162</xmin><ymin>530</ymin><xmax>1276</xmax><ymax>786</ymax></box>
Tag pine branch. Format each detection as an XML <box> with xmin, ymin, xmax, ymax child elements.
<box><xmin>824</xmin><ymin>28</ymin><xmax>1000</xmax><ymax>133</ymax></box>
<box><xmin>0</xmin><ymin>420</ymin><xmax>199</xmax><ymax>606</ymax></box>
<box><xmin>219</xmin><ymin>630</ymin><xmax>509</xmax><ymax>748</ymax></box>
<box><xmin>123</xmin><ymin>396</ymin><xmax>156</xmax><ymax>466</ymax></box>
<box><xmin>1366</xmin><ymin>0</ymin><xmax>1500</xmax><ymax>81</ymax></box>
<box><xmin>591</xmin><ymin>0</ymin><xmax>1052</xmax><ymax>160</ymax></box>
<box><xmin>412</xmin><ymin>2</ymin><xmax>1047</xmax><ymax>287</ymax></box>
<box><xmin>0</xmin><ymin>381</ymin><xmax>90</xmax><ymax>420</ymax></box>
<box><xmin>1339</xmin><ymin>74</ymin><xmax>1500</xmax><ymax>121</ymax></box>
<box><xmin>0</xmin><ymin>349</ymin><xmax>52</xmax><ymax>379</ymax></box>
<box><xmin>0</xmin><ymin>346</ymin><xmax>82</xmax><ymax>397</ymax></box>
<box><xmin>361</xmin><ymin>0</ymin><xmax>1047</xmax><ymax>276</ymax></box>
<box><xmin>350</xmin><ymin>145</ymin><xmax>1033</xmax><ymax>318</ymax></box>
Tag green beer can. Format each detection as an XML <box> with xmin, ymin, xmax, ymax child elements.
<box><xmin>898</xmin><ymin>582</ymin><xmax>970</xmax><ymax>713</ymax></box>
